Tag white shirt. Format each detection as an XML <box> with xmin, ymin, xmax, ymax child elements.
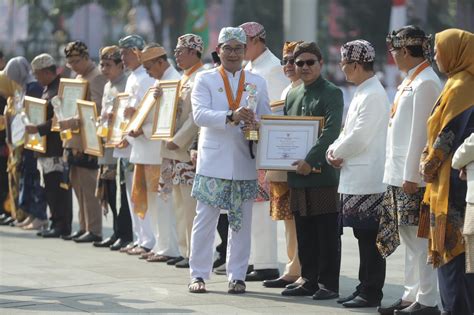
<box><xmin>281</xmin><ymin>80</ymin><xmax>303</xmax><ymax>100</ymax></box>
<box><xmin>383</xmin><ymin>62</ymin><xmax>442</xmax><ymax>187</ymax></box>
<box><xmin>245</xmin><ymin>48</ymin><xmax>289</xmax><ymax>102</ymax></box>
<box><xmin>452</xmin><ymin>133</ymin><xmax>474</xmax><ymax>203</ymax></box>
<box><xmin>113</xmin><ymin>65</ymin><xmax>155</xmax><ymax>159</ymax></box>
<box><xmin>192</xmin><ymin>68</ymin><xmax>271</xmax><ymax>180</ymax></box>
<box><xmin>129</xmin><ymin>65</ymin><xmax>181</xmax><ymax>165</ymax></box>
<box><xmin>328</xmin><ymin>75</ymin><xmax>390</xmax><ymax>195</ymax></box>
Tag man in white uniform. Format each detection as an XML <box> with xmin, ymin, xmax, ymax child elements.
<box><xmin>114</xmin><ymin>35</ymin><xmax>155</xmax><ymax>252</ymax></box>
<box><xmin>188</xmin><ymin>27</ymin><xmax>271</xmax><ymax>294</ymax></box>
<box><xmin>240</xmin><ymin>21</ymin><xmax>289</xmax><ymax>281</ymax></box>
<box><xmin>377</xmin><ymin>26</ymin><xmax>442</xmax><ymax>315</ymax></box>
<box><xmin>126</xmin><ymin>43</ymin><xmax>180</xmax><ymax>261</ymax></box>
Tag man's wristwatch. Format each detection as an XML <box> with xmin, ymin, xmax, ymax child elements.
<box><xmin>226</xmin><ymin>110</ymin><xmax>234</xmax><ymax>123</ymax></box>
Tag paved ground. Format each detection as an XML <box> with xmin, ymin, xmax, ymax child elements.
<box><xmin>0</xmin><ymin>202</ymin><xmax>408</xmax><ymax>314</ymax></box>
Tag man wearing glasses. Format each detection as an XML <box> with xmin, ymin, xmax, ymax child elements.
<box><xmin>281</xmin><ymin>42</ymin><xmax>344</xmax><ymax>300</ymax></box>
<box><xmin>188</xmin><ymin>27</ymin><xmax>271</xmax><ymax>294</ymax></box>
<box><xmin>60</xmin><ymin>41</ymin><xmax>107</xmax><ymax>243</ymax></box>
<box><xmin>240</xmin><ymin>21</ymin><xmax>289</xmax><ymax>282</ymax></box>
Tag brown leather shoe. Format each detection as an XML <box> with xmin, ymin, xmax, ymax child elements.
<box><xmin>119</xmin><ymin>243</ymin><xmax>136</xmax><ymax>253</ymax></box>
<box><xmin>139</xmin><ymin>251</ymin><xmax>155</xmax><ymax>260</ymax></box>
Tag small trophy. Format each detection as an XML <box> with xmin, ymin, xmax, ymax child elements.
<box><xmin>244</xmin><ymin>85</ymin><xmax>259</xmax><ymax>141</ymax></box>
<box><xmin>97</xmin><ymin>96</ymin><xmax>114</xmax><ymax>138</ymax></box>
<box><xmin>52</xmin><ymin>96</ymin><xmax>72</xmax><ymax>141</ymax></box>
<box><xmin>20</xmin><ymin>111</ymin><xmax>40</xmax><ymax>146</ymax></box>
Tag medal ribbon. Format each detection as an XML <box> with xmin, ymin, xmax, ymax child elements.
<box><xmin>218</xmin><ymin>65</ymin><xmax>246</xmax><ymax>111</ymax></box>
<box><xmin>180</xmin><ymin>61</ymin><xmax>203</xmax><ymax>87</ymax></box>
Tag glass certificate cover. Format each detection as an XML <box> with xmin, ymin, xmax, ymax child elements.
<box><xmin>123</xmin><ymin>88</ymin><xmax>157</xmax><ymax>134</ymax></box>
<box><xmin>151</xmin><ymin>80</ymin><xmax>180</xmax><ymax>140</ymax></box>
<box><xmin>24</xmin><ymin>96</ymin><xmax>47</xmax><ymax>153</ymax></box>
<box><xmin>256</xmin><ymin>115</ymin><xmax>324</xmax><ymax>171</ymax></box>
<box><xmin>77</xmin><ymin>100</ymin><xmax>103</xmax><ymax>157</ymax></box>
<box><xmin>106</xmin><ymin>93</ymin><xmax>129</xmax><ymax>147</ymax></box>
<box><xmin>52</xmin><ymin>78</ymin><xmax>88</xmax><ymax>131</ymax></box>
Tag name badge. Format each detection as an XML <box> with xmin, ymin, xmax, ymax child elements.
<box><xmin>403</xmin><ymin>86</ymin><xmax>413</xmax><ymax>92</ymax></box>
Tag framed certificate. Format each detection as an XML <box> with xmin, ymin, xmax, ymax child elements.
<box><xmin>51</xmin><ymin>78</ymin><xmax>88</xmax><ymax>131</ymax></box>
<box><xmin>270</xmin><ymin>100</ymin><xmax>285</xmax><ymax>116</ymax></box>
<box><xmin>105</xmin><ymin>93</ymin><xmax>129</xmax><ymax>147</ymax></box>
<box><xmin>151</xmin><ymin>80</ymin><xmax>180</xmax><ymax>140</ymax></box>
<box><xmin>256</xmin><ymin>115</ymin><xmax>325</xmax><ymax>171</ymax></box>
<box><xmin>124</xmin><ymin>87</ymin><xmax>157</xmax><ymax>134</ymax></box>
<box><xmin>24</xmin><ymin>96</ymin><xmax>47</xmax><ymax>153</ymax></box>
<box><xmin>77</xmin><ymin>100</ymin><xmax>103</xmax><ymax>157</ymax></box>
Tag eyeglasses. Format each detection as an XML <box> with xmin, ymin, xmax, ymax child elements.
<box><xmin>281</xmin><ymin>58</ymin><xmax>295</xmax><ymax>66</ymax></box>
<box><xmin>295</xmin><ymin>59</ymin><xmax>318</xmax><ymax>67</ymax></box>
<box><xmin>221</xmin><ymin>46</ymin><xmax>244</xmax><ymax>55</ymax></box>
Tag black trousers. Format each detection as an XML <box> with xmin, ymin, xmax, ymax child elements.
<box><xmin>438</xmin><ymin>253</ymin><xmax>474</xmax><ymax>315</ymax></box>
<box><xmin>353</xmin><ymin>228</ymin><xmax>386</xmax><ymax>303</ymax></box>
<box><xmin>216</xmin><ymin>213</ymin><xmax>229</xmax><ymax>260</ymax></box>
<box><xmin>295</xmin><ymin>212</ymin><xmax>341</xmax><ymax>292</ymax></box>
<box><xmin>44</xmin><ymin>171</ymin><xmax>72</xmax><ymax>234</ymax></box>
<box><xmin>105</xmin><ymin>180</ymin><xmax>132</xmax><ymax>241</ymax></box>
<box><xmin>0</xmin><ymin>155</ymin><xmax>8</xmax><ymax>214</ymax></box>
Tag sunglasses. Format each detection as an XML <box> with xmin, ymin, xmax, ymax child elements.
<box><xmin>281</xmin><ymin>58</ymin><xmax>295</xmax><ymax>66</ymax></box>
<box><xmin>295</xmin><ymin>59</ymin><xmax>318</xmax><ymax>67</ymax></box>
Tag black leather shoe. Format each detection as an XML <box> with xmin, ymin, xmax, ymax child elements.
<box><xmin>62</xmin><ymin>230</ymin><xmax>85</xmax><ymax>241</ymax></box>
<box><xmin>93</xmin><ymin>235</ymin><xmax>117</xmax><ymax>247</ymax></box>
<box><xmin>245</xmin><ymin>269</ymin><xmax>279</xmax><ymax>281</ymax></box>
<box><xmin>0</xmin><ymin>216</ymin><xmax>14</xmax><ymax>225</ymax></box>
<box><xmin>175</xmin><ymin>258</ymin><xmax>190</xmax><ymax>268</ymax></box>
<box><xmin>281</xmin><ymin>284</ymin><xmax>315</xmax><ymax>296</ymax></box>
<box><xmin>343</xmin><ymin>296</ymin><xmax>380</xmax><ymax>308</ymax></box>
<box><xmin>337</xmin><ymin>291</ymin><xmax>359</xmax><ymax>304</ymax></box>
<box><xmin>312</xmin><ymin>288</ymin><xmax>339</xmax><ymax>300</ymax></box>
<box><xmin>166</xmin><ymin>256</ymin><xmax>184</xmax><ymax>265</ymax></box>
<box><xmin>110</xmin><ymin>239</ymin><xmax>130</xmax><ymax>251</ymax></box>
<box><xmin>263</xmin><ymin>278</ymin><xmax>294</xmax><ymax>288</ymax></box>
<box><xmin>74</xmin><ymin>232</ymin><xmax>102</xmax><ymax>243</ymax></box>
<box><xmin>213</xmin><ymin>257</ymin><xmax>226</xmax><ymax>268</ymax></box>
<box><xmin>42</xmin><ymin>229</ymin><xmax>64</xmax><ymax>238</ymax></box>
<box><xmin>378</xmin><ymin>299</ymin><xmax>412</xmax><ymax>315</ymax></box>
<box><xmin>394</xmin><ymin>302</ymin><xmax>440</xmax><ymax>315</ymax></box>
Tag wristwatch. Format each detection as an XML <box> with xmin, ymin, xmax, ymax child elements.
<box><xmin>226</xmin><ymin>110</ymin><xmax>234</xmax><ymax>123</ymax></box>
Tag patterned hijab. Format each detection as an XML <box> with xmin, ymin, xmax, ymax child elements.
<box><xmin>4</xmin><ymin>56</ymin><xmax>35</xmax><ymax>88</ymax></box>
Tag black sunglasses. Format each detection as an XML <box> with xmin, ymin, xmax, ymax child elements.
<box><xmin>281</xmin><ymin>58</ymin><xmax>295</xmax><ymax>66</ymax></box>
<box><xmin>295</xmin><ymin>59</ymin><xmax>318</xmax><ymax>67</ymax></box>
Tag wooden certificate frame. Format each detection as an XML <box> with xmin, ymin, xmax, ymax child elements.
<box><xmin>256</xmin><ymin>115</ymin><xmax>325</xmax><ymax>171</ymax></box>
<box><xmin>24</xmin><ymin>96</ymin><xmax>47</xmax><ymax>153</ymax></box>
<box><xmin>51</xmin><ymin>78</ymin><xmax>88</xmax><ymax>131</ymax></box>
<box><xmin>123</xmin><ymin>87</ymin><xmax>157</xmax><ymax>134</ymax></box>
<box><xmin>105</xmin><ymin>93</ymin><xmax>129</xmax><ymax>147</ymax></box>
<box><xmin>151</xmin><ymin>80</ymin><xmax>180</xmax><ymax>140</ymax></box>
<box><xmin>77</xmin><ymin>100</ymin><xmax>103</xmax><ymax>157</ymax></box>
<box><xmin>270</xmin><ymin>100</ymin><xmax>285</xmax><ymax>115</ymax></box>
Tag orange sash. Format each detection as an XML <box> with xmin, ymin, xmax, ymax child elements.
<box><xmin>390</xmin><ymin>60</ymin><xmax>430</xmax><ymax>118</ymax></box>
<box><xmin>181</xmin><ymin>62</ymin><xmax>203</xmax><ymax>87</ymax></box>
<box><xmin>218</xmin><ymin>66</ymin><xmax>246</xmax><ymax>111</ymax></box>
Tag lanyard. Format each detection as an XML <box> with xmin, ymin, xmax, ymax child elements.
<box><xmin>218</xmin><ymin>66</ymin><xmax>246</xmax><ymax>110</ymax></box>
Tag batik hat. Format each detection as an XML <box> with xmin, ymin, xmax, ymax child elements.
<box><xmin>239</xmin><ymin>22</ymin><xmax>266</xmax><ymax>39</ymax></box>
<box><xmin>176</xmin><ymin>34</ymin><xmax>204</xmax><ymax>53</ymax></box>
<box><xmin>341</xmin><ymin>39</ymin><xmax>375</xmax><ymax>63</ymax></box>
<box><xmin>118</xmin><ymin>34</ymin><xmax>146</xmax><ymax>50</ymax></box>
<box><xmin>99</xmin><ymin>45</ymin><xmax>121</xmax><ymax>61</ymax></box>
<box><xmin>218</xmin><ymin>27</ymin><xmax>246</xmax><ymax>45</ymax></box>
<box><xmin>283</xmin><ymin>41</ymin><xmax>303</xmax><ymax>55</ymax></box>
<box><xmin>64</xmin><ymin>41</ymin><xmax>89</xmax><ymax>58</ymax></box>
<box><xmin>31</xmin><ymin>53</ymin><xmax>56</xmax><ymax>71</ymax></box>
<box><xmin>386</xmin><ymin>28</ymin><xmax>433</xmax><ymax>60</ymax></box>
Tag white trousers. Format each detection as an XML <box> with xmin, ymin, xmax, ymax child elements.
<box><xmin>190</xmin><ymin>200</ymin><xmax>253</xmax><ymax>281</ymax></box>
<box><xmin>147</xmin><ymin>192</ymin><xmax>179</xmax><ymax>257</ymax></box>
<box><xmin>249</xmin><ymin>201</ymin><xmax>279</xmax><ymax>269</ymax></box>
<box><xmin>399</xmin><ymin>225</ymin><xmax>438</xmax><ymax>306</ymax></box>
<box><xmin>124</xmin><ymin>170</ymin><xmax>154</xmax><ymax>249</ymax></box>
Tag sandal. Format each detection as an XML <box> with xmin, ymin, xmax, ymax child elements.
<box><xmin>188</xmin><ymin>277</ymin><xmax>206</xmax><ymax>293</ymax></box>
<box><xmin>228</xmin><ymin>280</ymin><xmax>246</xmax><ymax>294</ymax></box>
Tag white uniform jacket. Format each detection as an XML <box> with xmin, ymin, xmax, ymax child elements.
<box><xmin>129</xmin><ymin>65</ymin><xmax>180</xmax><ymax>165</ymax></box>
<box><xmin>452</xmin><ymin>133</ymin><xmax>474</xmax><ymax>203</ymax></box>
<box><xmin>191</xmin><ymin>68</ymin><xmax>271</xmax><ymax>180</ymax></box>
<box><xmin>328</xmin><ymin>76</ymin><xmax>390</xmax><ymax>195</ymax></box>
<box><xmin>383</xmin><ymin>63</ymin><xmax>442</xmax><ymax>187</ymax></box>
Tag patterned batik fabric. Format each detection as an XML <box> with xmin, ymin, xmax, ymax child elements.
<box><xmin>172</xmin><ymin>160</ymin><xmax>195</xmax><ymax>186</ymax></box>
<box><xmin>159</xmin><ymin>158</ymin><xmax>174</xmax><ymax>199</ymax></box>
<box><xmin>269</xmin><ymin>182</ymin><xmax>292</xmax><ymax>220</ymax></box>
<box><xmin>191</xmin><ymin>174</ymin><xmax>257</xmax><ymax>231</ymax></box>
<box><xmin>255</xmin><ymin>170</ymin><xmax>270</xmax><ymax>202</ymax></box>
<box><xmin>289</xmin><ymin>186</ymin><xmax>339</xmax><ymax>217</ymax></box>
<box><xmin>342</xmin><ymin>192</ymin><xmax>384</xmax><ymax>230</ymax></box>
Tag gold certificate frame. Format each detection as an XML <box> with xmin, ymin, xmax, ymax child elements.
<box><xmin>52</xmin><ymin>78</ymin><xmax>88</xmax><ymax>131</ymax></box>
<box><xmin>24</xmin><ymin>96</ymin><xmax>47</xmax><ymax>153</ymax></box>
<box><xmin>270</xmin><ymin>100</ymin><xmax>285</xmax><ymax>116</ymax></box>
<box><xmin>105</xmin><ymin>93</ymin><xmax>129</xmax><ymax>148</ymax></box>
<box><xmin>256</xmin><ymin>115</ymin><xmax>325</xmax><ymax>171</ymax></box>
<box><xmin>151</xmin><ymin>80</ymin><xmax>180</xmax><ymax>140</ymax></box>
<box><xmin>77</xmin><ymin>100</ymin><xmax>103</xmax><ymax>157</ymax></box>
<box><xmin>123</xmin><ymin>87</ymin><xmax>157</xmax><ymax>134</ymax></box>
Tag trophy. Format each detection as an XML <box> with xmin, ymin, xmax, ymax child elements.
<box><xmin>244</xmin><ymin>84</ymin><xmax>259</xmax><ymax>141</ymax></box>
<box><xmin>52</xmin><ymin>96</ymin><xmax>72</xmax><ymax>141</ymax></box>
<box><xmin>20</xmin><ymin>111</ymin><xmax>40</xmax><ymax>146</ymax></box>
<box><xmin>97</xmin><ymin>95</ymin><xmax>114</xmax><ymax>138</ymax></box>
